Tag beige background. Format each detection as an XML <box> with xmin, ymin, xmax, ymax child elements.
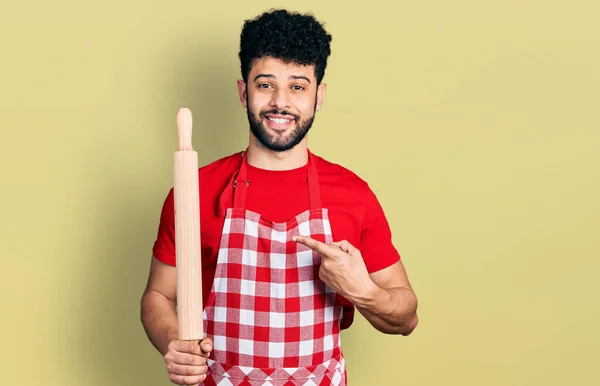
<box><xmin>1</xmin><ymin>1</ymin><xmax>599</xmax><ymax>385</ymax></box>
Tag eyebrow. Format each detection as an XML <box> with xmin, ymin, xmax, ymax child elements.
<box><xmin>253</xmin><ymin>73</ymin><xmax>312</xmax><ymax>84</ymax></box>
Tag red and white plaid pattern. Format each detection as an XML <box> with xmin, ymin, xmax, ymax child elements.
<box><xmin>204</xmin><ymin>354</ymin><xmax>346</xmax><ymax>386</ymax></box>
<box><xmin>202</xmin><ymin>206</ymin><xmax>346</xmax><ymax>385</ymax></box>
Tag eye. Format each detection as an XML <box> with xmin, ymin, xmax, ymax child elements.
<box><xmin>292</xmin><ymin>85</ymin><xmax>305</xmax><ymax>91</ymax></box>
<box><xmin>258</xmin><ymin>83</ymin><xmax>273</xmax><ymax>89</ymax></box>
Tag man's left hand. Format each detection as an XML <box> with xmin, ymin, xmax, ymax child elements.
<box><xmin>291</xmin><ymin>236</ymin><xmax>376</xmax><ymax>301</ymax></box>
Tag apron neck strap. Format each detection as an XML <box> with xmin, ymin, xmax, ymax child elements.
<box><xmin>232</xmin><ymin>149</ymin><xmax>321</xmax><ymax>210</ymax></box>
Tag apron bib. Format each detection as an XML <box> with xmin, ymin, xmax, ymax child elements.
<box><xmin>201</xmin><ymin>150</ymin><xmax>347</xmax><ymax>385</ymax></box>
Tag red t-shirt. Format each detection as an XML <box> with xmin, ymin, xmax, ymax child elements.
<box><xmin>152</xmin><ymin>150</ymin><xmax>401</xmax><ymax>329</ymax></box>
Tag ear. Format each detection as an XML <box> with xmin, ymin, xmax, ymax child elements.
<box><xmin>315</xmin><ymin>83</ymin><xmax>327</xmax><ymax>111</ymax></box>
<box><xmin>237</xmin><ymin>79</ymin><xmax>248</xmax><ymax>108</ymax></box>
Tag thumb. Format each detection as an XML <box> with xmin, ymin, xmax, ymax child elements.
<box><xmin>199</xmin><ymin>337</ymin><xmax>213</xmax><ymax>356</ymax></box>
<box><xmin>330</xmin><ymin>240</ymin><xmax>356</xmax><ymax>254</ymax></box>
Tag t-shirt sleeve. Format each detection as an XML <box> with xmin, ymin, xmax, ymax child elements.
<box><xmin>152</xmin><ymin>188</ymin><xmax>176</xmax><ymax>266</ymax></box>
<box><xmin>359</xmin><ymin>186</ymin><xmax>401</xmax><ymax>273</ymax></box>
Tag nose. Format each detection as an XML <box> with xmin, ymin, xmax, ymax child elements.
<box><xmin>269</xmin><ymin>88</ymin><xmax>290</xmax><ymax>110</ymax></box>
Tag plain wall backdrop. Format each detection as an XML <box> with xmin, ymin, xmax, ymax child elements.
<box><xmin>1</xmin><ymin>1</ymin><xmax>599</xmax><ymax>385</ymax></box>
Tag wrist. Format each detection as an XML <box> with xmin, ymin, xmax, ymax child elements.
<box><xmin>167</xmin><ymin>327</ymin><xmax>179</xmax><ymax>342</ymax></box>
<box><xmin>350</xmin><ymin>279</ymin><xmax>386</xmax><ymax>310</ymax></box>
<box><xmin>161</xmin><ymin>327</ymin><xmax>179</xmax><ymax>355</ymax></box>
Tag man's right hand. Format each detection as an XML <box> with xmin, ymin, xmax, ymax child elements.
<box><xmin>164</xmin><ymin>337</ymin><xmax>213</xmax><ymax>385</ymax></box>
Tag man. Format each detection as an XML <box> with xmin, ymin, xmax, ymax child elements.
<box><xmin>141</xmin><ymin>8</ymin><xmax>418</xmax><ymax>386</ymax></box>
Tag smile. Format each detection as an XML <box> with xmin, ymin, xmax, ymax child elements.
<box><xmin>268</xmin><ymin>117</ymin><xmax>292</xmax><ymax>124</ymax></box>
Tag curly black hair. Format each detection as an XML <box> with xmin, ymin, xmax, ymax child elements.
<box><xmin>239</xmin><ymin>9</ymin><xmax>333</xmax><ymax>85</ymax></box>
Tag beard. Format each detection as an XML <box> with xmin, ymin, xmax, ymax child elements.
<box><xmin>246</xmin><ymin>94</ymin><xmax>317</xmax><ymax>152</ymax></box>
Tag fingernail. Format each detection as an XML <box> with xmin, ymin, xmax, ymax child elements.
<box><xmin>292</xmin><ymin>236</ymin><xmax>297</xmax><ymax>241</ymax></box>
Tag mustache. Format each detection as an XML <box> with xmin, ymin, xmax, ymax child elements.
<box><xmin>260</xmin><ymin>109</ymin><xmax>299</xmax><ymax>120</ymax></box>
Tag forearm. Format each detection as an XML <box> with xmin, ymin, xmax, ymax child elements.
<box><xmin>351</xmin><ymin>284</ymin><xmax>418</xmax><ymax>335</ymax></box>
<box><xmin>140</xmin><ymin>290</ymin><xmax>179</xmax><ymax>355</ymax></box>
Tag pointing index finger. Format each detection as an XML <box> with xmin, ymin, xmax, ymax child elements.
<box><xmin>292</xmin><ymin>236</ymin><xmax>330</xmax><ymax>255</ymax></box>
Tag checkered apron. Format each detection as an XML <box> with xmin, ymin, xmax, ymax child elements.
<box><xmin>201</xmin><ymin>150</ymin><xmax>346</xmax><ymax>386</ymax></box>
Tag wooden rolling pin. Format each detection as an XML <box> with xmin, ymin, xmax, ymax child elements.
<box><xmin>174</xmin><ymin>107</ymin><xmax>203</xmax><ymax>341</ymax></box>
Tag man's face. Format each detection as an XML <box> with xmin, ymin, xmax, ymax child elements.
<box><xmin>237</xmin><ymin>56</ymin><xmax>326</xmax><ymax>152</ymax></box>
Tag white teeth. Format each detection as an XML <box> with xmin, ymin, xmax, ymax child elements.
<box><xmin>269</xmin><ymin>117</ymin><xmax>290</xmax><ymax>124</ymax></box>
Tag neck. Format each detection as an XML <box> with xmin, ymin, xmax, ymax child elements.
<box><xmin>246</xmin><ymin>135</ymin><xmax>309</xmax><ymax>170</ymax></box>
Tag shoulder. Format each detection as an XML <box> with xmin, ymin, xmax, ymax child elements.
<box><xmin>197</xmin><ymin>151</ymin><xmax>243</xmax><ymax>188</ymax></box>
<box><xmin>311</xmin><ymin>151</ymin><xmax>388</xmax><ymax>227</ymax></box>
<box><xmin>311</xmin><ymin>151</ymin><xmax>373</xmax><ymax>195</ymax></box>
<box><xmin>161</xmin><ymin>151</ymin><xmax>242</xmax><ymax>201</ymax></box>
<box><xmin>199</xmin><ymin>151</ymin><xmax>243</xmax><ymax>177</ymax></box>
<box><xmin>195</xmin><ymin>151</ymin><xmax>244</xmax><ymax>216</ymax></box>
